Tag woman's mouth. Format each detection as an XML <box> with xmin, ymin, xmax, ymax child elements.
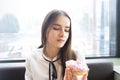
<box><xmin>57</xmin><ymin>39</ymin><xmax>65</xmax><ymax>43</ymax></box>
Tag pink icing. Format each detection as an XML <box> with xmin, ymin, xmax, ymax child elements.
<box><xmin>66</xmin><ymin>60</ymin><xmax>89</xmax><ymax>72</ymax></box>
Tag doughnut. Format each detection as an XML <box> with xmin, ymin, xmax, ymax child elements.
<box><xmin>66</xmin><ymin>60</ymin><xmax>89</xmax><ymax>75</ymax></box>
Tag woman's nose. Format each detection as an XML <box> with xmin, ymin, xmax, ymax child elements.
<box><xmin>59</xmin><ymin>29</ymin><xmax>65</xmax><ymax>37</ymax></box>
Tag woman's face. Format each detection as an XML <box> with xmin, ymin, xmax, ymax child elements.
<box><xmin>46</xmin><ymin>15</ymin><xmax>70</xmax><ymax>49</ymax></box>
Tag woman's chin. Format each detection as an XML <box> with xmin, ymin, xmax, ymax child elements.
<box><xmin>56</xmin><ymin>43</ymin><xmax>65</xmax><ymax>48</ymax></box>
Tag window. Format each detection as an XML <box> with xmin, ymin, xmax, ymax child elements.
<box><xmin>0</xmin><ymin>0</ymin><xmax>114</xmax><ymax>60</ymax></box>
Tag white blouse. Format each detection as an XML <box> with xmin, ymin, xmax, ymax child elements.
<box><xmin>25</xmin><ymin>48</ymin><xmax>86</xmax><ymax>80</ymax></box>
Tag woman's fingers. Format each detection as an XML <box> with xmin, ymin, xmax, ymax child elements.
<box><xmin>64</xmin><ymin>68</ymin><xmax>78</xmax><ymax>80</ymax></box>
<box><xmin>64</xmin><ymin>68</ymin><xmax>72</xmax><ymax>80</ymax></box>
<box><xmin>72</xmin><ymin>74</ymin><xmax>78</xmax><ymax>80</ymax></box>
<box><xmin>82</xmin><ymin>71</ymin><xmax>89</xmax><ymax>80</ymax></box>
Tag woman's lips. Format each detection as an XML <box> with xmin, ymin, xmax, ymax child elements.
<box><xmin>57</xmin><ymin>39</ymin><xmax>65</xmax><ymax>43</ymax></box>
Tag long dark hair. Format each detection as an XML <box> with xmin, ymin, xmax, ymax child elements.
<box><xmin>38</xmin><ymin>9</ymin><xmax>76</xmax><ymax>78</ymax></box>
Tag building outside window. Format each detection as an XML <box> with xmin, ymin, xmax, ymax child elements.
<box><xmin>0</xmin><ymin>0</ymin><xmax>111</xmax><ymax>60</ymax></box>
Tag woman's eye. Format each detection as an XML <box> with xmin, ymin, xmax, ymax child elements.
<box><xmin>53</xmin><ymin>27</ymin><xmax>60</xmax><ymax>30</ymax></box>
<box><xmin>65</xmin><ymin>29</ymin><xmax>70</xmax><ymax>32</ymax></box>
<box><xmin>53</xmin><ymin>27</ymin><xmax>69</xmax><ymax>32</ymax></box>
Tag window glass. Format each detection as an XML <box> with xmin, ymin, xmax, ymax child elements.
<box><xmin>0</xmin><ymin>0</ymin><xmax>110</xmax><ymax>59</ymax></box>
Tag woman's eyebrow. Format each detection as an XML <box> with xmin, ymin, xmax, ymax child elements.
<box><xmin>53</xmin><ymin>24</ymin><xmax>70</xmax><ymax>28</ymax></box>
<box><xmin>65</xmin><ymin>26</ymin><xmax>70</xmax><ymax>28</ymax></box>
<box><xmin>53</xmin><ymin>23</ymin><xmax>61</xmax><ymax>27</ymax></box>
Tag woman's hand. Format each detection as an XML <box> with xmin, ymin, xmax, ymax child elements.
<box><xmin>78</xmin><ymin>70</ymin><xmax>89</xmax><ymax>80</ymax></box>
<box><xmin>81</xmin><ymin>70</ymin><xmax>89</xmax><ymax>80</ymax></box>
<box><xmin>64</xmin><ymin>68</ymin><xmax>89</xmax><ymax>80</ymax></box>
<box><xmin>64</xmin><ymin>68</ymin><xmax>77</xmax><ymax>80</ymax></box>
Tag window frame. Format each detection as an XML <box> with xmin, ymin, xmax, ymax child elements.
<box><xmin>116</xmin><ymin>0</ymin><xmax>120</xmax><ymax>57</ymax></box>
<box><xmin>0</xmin><ymin>0</ymin><xmax>119</xmax><ymax>62</ymax></box>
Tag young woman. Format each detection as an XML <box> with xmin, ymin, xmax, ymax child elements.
<box><xmin>25</xmin><ymin>9</ymin><xmax>89</xmax><ymax>80</ymax></box>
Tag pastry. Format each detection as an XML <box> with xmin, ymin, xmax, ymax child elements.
<box><xmin>66</xmin><ymin>60</ymin><xmax>89</xmax><ymax>75</ymax></box>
